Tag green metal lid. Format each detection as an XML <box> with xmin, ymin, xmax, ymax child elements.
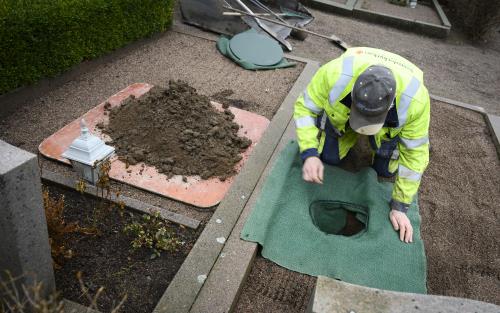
<box><xmin>229</xmin><ymin>31</ymin><xmax>283</xmax><ymax>66</ymax></box>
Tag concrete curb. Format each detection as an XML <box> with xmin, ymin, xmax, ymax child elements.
<box><xmin>352</xmin><ymin>0</ymin><xmax>450</xmax><ymax>38</ymax></box>
<box><xmin>41</xmin><ymin>169</ymin><xmax>201</xmax><ymax>229</ymax></box>
<box><xmin>432</xmin><ymin>0</ymin><xmax>451</xmax><ymax>28</ymax></box>
<box><xmin>430</xmin><ymin>93</ymin><xmax>486</xmax><ymax>113</ymax></box>
<box><xmin>486</xmin><ymin>114</ymin><xmax>500</xmax><ymax>158</ymax></box>
<box><xmin>308</xmin><ymin>276</ymin><xmax>500</xmax><ymax>313</ymax></box>
<box><xmin>429</xmin><ymin>93</ymin><xmax>500</xmax><ymax>160</ymax></box>
<box><xmin>150</xmin><ymin>53</ymin><xmax>320</xmax><ymax>313</ymax></box>
<box><xmin>305</xmin><ymin>0</ymin><xmax>356</xmax><ymax>16</ymax></box>
<box><xmin>63</xmin><ymin>299</ymin><xmax>100</xmax><ymax>313</ymax></box>
<box><xmin>190</xmin><ymin>115</ymin><xmax>298</xmax><ymax>313</ymax></box>
<box><xmin>306</xmin><ymin>0</ymin><xmax>451</xmax><ymax>38</ymax></box>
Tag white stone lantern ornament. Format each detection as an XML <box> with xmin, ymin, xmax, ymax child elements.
<box><xmin>62</xmin><ymin>119</ymin><xmax>115</xmax><ymax>184</ymax></box>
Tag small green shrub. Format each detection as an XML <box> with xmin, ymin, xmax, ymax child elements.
<box><xmin>123</xmin><ymin>211</ymin><xmax>182</xmax><ymax>259</ymax></box>
<box><xmin>0</xmin><ymin>0</ymin><xmax>175</xmax><ymax>94</ymax></box>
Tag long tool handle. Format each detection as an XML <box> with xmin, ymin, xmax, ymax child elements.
<box><xmin>223</xmin><ymin>6</ymin><xmax>349</xmax><ymax>51</ymax></box>
<box><xmin>248</xmin><ymin>0</ymin><xmax>288</xmax><ymax>24</ymax></box>
<box><xmin>223</xmin><ymin>12</ymin><xmax>286</xmax><ymax>16</ymax></box>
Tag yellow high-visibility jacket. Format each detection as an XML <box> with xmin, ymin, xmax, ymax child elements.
<box><xmin>294</xmin><ymin>47</ymin><xmax>430</xmax><ymax>209</ymax></box>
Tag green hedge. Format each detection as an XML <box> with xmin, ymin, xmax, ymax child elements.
<box><xmin>0</xmin><ymin>0</ymin><xmax>175</xmax><ymax>95</ymax></box>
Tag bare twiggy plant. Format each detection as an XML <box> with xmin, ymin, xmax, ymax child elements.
<box><xmin>0</xmin><ymin>271</ymin><xmax>126</xmax><ymax>313</ymax></box>
<box><xmin>43</xmin><ymin>189</ymin><xmax>79</xmax><ymax>268</ymax></box>
<box><xmin>0</xmin><ymin>272</ymin><xmax>63</xmax><ymax>313</ymax></box>
<box><xmin>76</xmin><ymin>272</ymin><xmax>127</xmax><ymax>313</ymax></box>
<box><xmin>43</xmin><ymin>189</ymin><xmax>98</xmax><ymax>268</ymax></box>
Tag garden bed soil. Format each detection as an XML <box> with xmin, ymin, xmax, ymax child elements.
<box><xmin>47</xmin><ymin>183</ymin><xmax>201</xmax><ymax>313</ymax></box>
<box><xmin>235</xmin><ymin>101</ymin><xmax>500</xmax><ymax>312</ymax></box>
<box><xmin>101</xmin><ymin>80</ymin><xmax>251</xmax><ymax>181</ymax></box>
<box><xmin>420</xmin><ymin>103</ymin><xmax>500</xmax><ymax>304</ymax></box>
<box><xmin>234</xmin><ymin>255</ymin><xmax>316</xmax><ymax>313</ymax></box>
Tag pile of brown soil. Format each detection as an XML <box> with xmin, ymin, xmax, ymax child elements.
<box><xmin>211</xmin><ymin>89</ymin><xmax>258</xmax><ymax>112</ymax></box>
<box><xmin>48</xmin><ymin>183</ymin><xmax>200</xmax><ymax>313</ymax></box>
<box><xmin>102</xmin><ymin>80</ymin><xmax>251</xmax><ymax>180</ymax></box>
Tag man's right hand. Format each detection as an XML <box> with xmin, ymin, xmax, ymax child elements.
<box><xmin>302</xmin><ymin>156</ymin><xmax>324</xmax><ymax>184</ymax></box>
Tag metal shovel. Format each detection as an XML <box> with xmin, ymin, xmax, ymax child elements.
<box><xmin>224</xmin><ymin>5</ymin><xmax>350</xmax><ymax>51</ymax></box>
<box><xmin>232</xmin><ymin>0</ymin><xmax>293</xmax><ymax>51</ymax></box>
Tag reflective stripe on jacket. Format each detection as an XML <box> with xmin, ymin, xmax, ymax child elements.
<box><xmin>293</xmin><ymin>47</ymin><xmax>430</xmax><ymax>206</ymax></box>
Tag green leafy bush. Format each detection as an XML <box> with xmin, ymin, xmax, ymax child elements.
<box><xmin>0</xmin><ymin>0</ymin><xmax>175</xmax><ymax>94</ymax></box>
<box><xmin>123</xmin><ymin>210</ymin><xmax>183</xmax><ymax>259</ymax></box>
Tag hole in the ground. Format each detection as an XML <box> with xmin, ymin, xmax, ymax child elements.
<box><xmin>309</xmin><ymin>201</ymin><xmax>368</xmax><ymax>236</ymax></box>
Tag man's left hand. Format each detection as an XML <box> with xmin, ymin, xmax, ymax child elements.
<box><xmin>389</xmin><ymin>210</ymin><xmax>413</xmax><ymax>243</ymax></box>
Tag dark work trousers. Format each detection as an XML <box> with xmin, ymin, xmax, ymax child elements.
<box><xmin>319</xmin><ymin>119</ymin><xmax>398</xmax><ymax>178</ymax></box>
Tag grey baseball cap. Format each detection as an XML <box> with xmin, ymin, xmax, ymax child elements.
<box><xmin>349</xmin><ymin>65</ymin><xmax>396</xmax><ymax>135</ymax></box>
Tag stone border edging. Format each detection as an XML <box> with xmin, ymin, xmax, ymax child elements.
<box><xmin>63</xmin><ymin>299</ymin><xmax>100</xmax><ymax>313</ymax></box>
<box><xmin>304</xmin><ymin>0</ymin><xmax>356</xmax><ymax>16</ymax></box>
<box><xmin>150</xmin><ymin>50</ymin><xmax>319</xmax><ymax>312</ymax></box>
<box><xmin>308</xmin><ymin>276</ymin><xmax>500</xmax><ymax>313</ymax></box>
<box><xmin>429</xmin><ymin>93</ymin><xmax>500</xmax><ymax>157</ymax></box>
<box><xmin>190</xmin><ymin>116</ymin><xmax>298</xmax><ymax>313</ymax></box>
<box><xmin>306</xmin><ymin>0</ymin><xmax>450</xmax><ymax>38</ymax></box>
<box><xmin>430</xmin><ymin>93</ymin><xmax>486</xmax><ymax>113</ymax></box>
<box><xmin>40</xmin><ymin>169</ymin><xmax>201</xmax><ymax>230</ymax></box>
<box><xmin>352</xmin><ymin>0</ymin><xmax>450</xmax><ymax>38</ymax></box>
<box><xmin>432</xmin><ymin>0</ymin><xmax>451</xmax><ymax>28</ymax></box>
<box><xmin>486</xmin><ymin>114</ymin><xmax>500</xmax><ymax>158</ymax></box>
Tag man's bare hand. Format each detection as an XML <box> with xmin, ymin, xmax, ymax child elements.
<box><xmin>302</xmin><ymin>156</ymin><xmax>324</xmax><ymax>184</ymax></box>
<box><xmin>389</xmin><ymin>210</ymin><xmax>413</xmax><ymax>243</ymax></box>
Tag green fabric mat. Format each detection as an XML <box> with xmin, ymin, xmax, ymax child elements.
<box><xmin>241</xmin><ymin>141</ymin><xmax>427</xmax><ymax>293</ymax></box>
<box><xmin>216</xmin><ymin>32</ymin><xmax>296</xmax><ymax>71</ymax></box>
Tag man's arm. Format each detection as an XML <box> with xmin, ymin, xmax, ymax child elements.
<box><xmin>392</xmin><ymin>91</ymin><xmax>430</xmax><ymax>210</ymax></box>
<box><xmin>390</xmin><ymin>87</ymin><xmax>430</xmax><ymax>243</ymax></box>
<box><xmin>293</xmin><ymin>65</ymin><xmax>329</xmax><ymax>159</ymax></box>
<box><xmin>293</xmin><ymin>65</ymin><xmax>332</xmax><ymax>184</ymax></box>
